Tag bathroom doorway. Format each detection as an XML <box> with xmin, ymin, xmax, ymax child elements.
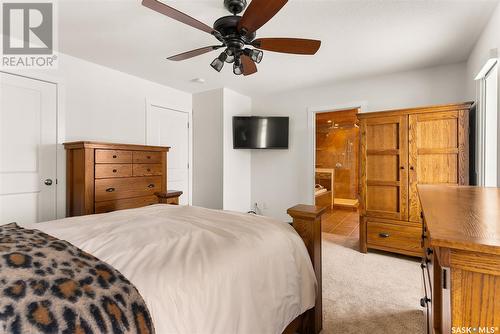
<box><xmin>315</xmin><ymin>108</ymin><xmax>360</xmax><ymax>237</ymax></box>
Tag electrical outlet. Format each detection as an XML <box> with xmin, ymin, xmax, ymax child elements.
<box><xmin>253</xmin><ymin>202</ymin><xmax>267</xmax><ymax>214</ymax></box>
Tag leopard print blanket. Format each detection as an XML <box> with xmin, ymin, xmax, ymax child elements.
<box><xmin>0</xmin><ymin>223</ymin><xmax>155</xmax><ymax>334</ymax></box>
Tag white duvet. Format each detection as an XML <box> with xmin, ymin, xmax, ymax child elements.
<box><xmin>24</xmin><ymin>205</ymin><xmax>316</xmax><ymax>334</ymax></box>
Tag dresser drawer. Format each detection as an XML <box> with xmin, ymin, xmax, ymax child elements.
<box><xmin>133</xmin><ymin>164</ymin><xmax>162</xmax><ymax>176</ymax></box>
<box><xmin>95</xmin><ymin>150</ymin><xmax>133</xmax><ymax>164</ymax></box>
<box><xmin>367</xmin><ymin>220</ymin><xmax>422</xmax><ymax>256</ymax></box>
<box><xmin>94</xmin><ymin>196</ymin><xmax>158</xmax><ymax>214</ymax></box>
<box><xmin>95</xmin><ymin>164</ymin><xmax>132</xmax><ymax>178</ymax></box>
<box><xmin>95</xmin><ymin>176</ymin><xmax>162</xmax><ymax>202</ymax></box>
<box><xmin>133</xmin><ymin>151</ymin><xmax>162</xmax><ymax>164</ymax></box>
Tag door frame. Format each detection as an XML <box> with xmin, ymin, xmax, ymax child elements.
<box><xmin>145</xmin><ymin>98</ymin><xmax>192</xmax><ymax>205</ymax></box>
<box><xmin>306</xmin><ymin>101</ymin><xmax>367</xmax><ymax>205</ymax></box>
<box><xmin>1</xmin><ymin>70</ymin><xmax>66</xmax><ymax>220</ymax></box>
<box><xmin>475</xmin><ymin>59</ymin><xmax>498</xmax><ymax>186</ymax></box>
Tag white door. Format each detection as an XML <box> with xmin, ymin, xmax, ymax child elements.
<box><xmin>0</xmin><ymin>72</ymin><xmax>57</xmax><ymax>223</ymax></box>
<box><xmin>147</xmin><ymin>104</ymin><xmax>190</xmax><ymax>205</ymax></box>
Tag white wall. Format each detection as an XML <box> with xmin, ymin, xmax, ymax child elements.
<box><xmin>60</xmin><ymin>55</ymin><xmax>192</xmax><ymax>143</ymax></box>
<box><xmin>223</xmin><ymin>88</ymin><xmax>251</xmax><ymax>212</ymax></box>
<box><xmin>192</xmin><ymin>88</ymin><xmax>252</xmax><ymax>212</ymax></box>
<box><xmin>251</xmin><ymin>62</ymin><xmax>468</xmax><ymax>221</ymax></box>
<box><xmin>4</xmin><ymin>52</ymin><xmax>192</xmax><ymax>218</ymax></box>
<box><xmin>192</xmin><ymin>89</ymin><xmax>224</xmax><ymax>209</ymax></box>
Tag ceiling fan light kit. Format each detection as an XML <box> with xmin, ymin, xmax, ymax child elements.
<box><xmin>233</xmin><ymin>58</ymin><xmax>243</xmax><ymax>75</ymax></box>
<box><xmin>142</xmin><ymin>0</ymin><xmax>321</xmax><ymax>76</ymax></box>
<box><xmin>243</xmin><ymin>48</ymin><xmax>263</xmax><ymax>63</ymax></box>
<box><xmin>210</xmin><ymin>54</ymin><xmax>226</xmax><ymax>72</ymax></box>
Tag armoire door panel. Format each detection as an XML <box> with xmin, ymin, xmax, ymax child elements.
<box><xmin>366</xmin><ymin>122</ymin><xmax>399</xmax><ymax>150</ymax></box>
<box><xmin>416</xmin><ymin>118</ymin><xmax>458</xmax><ymax>148</ymax></box>
<box><xmin>367</xmin><ymin>155</ymin><xmax>399</xmax><ymax>181</ymax></box>
<box><xmin>408</xmin><ymin>111</ymin><xmax>465</xmax><ymax>222</ymax></box>
<box><xmin>366</xmin><ymin>186</ymin><xmax>399</xmax><ymax>212</ymax></box>
<box><xmin>417</xmin><ymin>155</ymin><xmax>458</xmax><ymax>183</ymax></box>
<box><xmin>360</xmin><ymin>115</ymin><xmax>408</xmax><ymax>221</ymax></box>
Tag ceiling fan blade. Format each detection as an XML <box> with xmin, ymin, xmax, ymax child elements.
<box><xmin>241</xmin><ymin>55</ymin><xmax>257</xmax><ymax>76</ymax></box>
<box><xmin>167</xmin><ymin>46</ymin><xmax>222</xmax><ymax>61</ymax></box>
<box><xmin>142</xmin><ymin>0</ymin><xmax>216</xmax><ymax>35</ymax></box>
<box><xmin>238</xmin><ymin>0</ymin><xmax>288</xmax><ymax>35</ymax></box>
<box><xmin>252</xmin><ymin>38</ymin><xmax>321</xmax><ymax>55</ymax></box>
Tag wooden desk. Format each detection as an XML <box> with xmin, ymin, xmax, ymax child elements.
<box><xmin>418</xmin><ymin>185</ymin><xmax>500</xmax><ymax>334</ymax></box>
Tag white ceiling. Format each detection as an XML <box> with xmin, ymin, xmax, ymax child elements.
<box><xmin>59</xmin><ymin>0</ymin><xmax>499</xmax><ymax>97</ymax></box>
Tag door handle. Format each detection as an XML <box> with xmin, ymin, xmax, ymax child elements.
<box><xmin>378</xmin><ymin>233</ymin><xmax>390</xmax><ymax>238</ymax></box>
<box><xmin>420</xmin><ymin>297</ymin><xmax>431</xmax><ymax>307</ymax></box>
<box><xmin>106</xmin><ymin>187</ymin><xmax>115</xmax><ymax>192</ymax></box>
<box><xmin>44</xmin><ymin>179</ymin><xmax>53</xmax><ymax>186</ymax></box>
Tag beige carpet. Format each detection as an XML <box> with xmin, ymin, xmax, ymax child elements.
<box><xmin>321</xmin><ymin>233</ymin><xmax>425</xmax><ymax>334</ymax></box>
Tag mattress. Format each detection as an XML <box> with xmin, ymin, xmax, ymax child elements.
<box><xmin>24</xmin><ymin>205</ymin><xmax>316</xmax><ymax>334</ymax></box>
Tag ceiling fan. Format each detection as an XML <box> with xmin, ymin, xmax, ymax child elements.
<box><xmin>142</xmin><ymin>0</ymin><xmax>321</xmax><ymax>76</ymax></box>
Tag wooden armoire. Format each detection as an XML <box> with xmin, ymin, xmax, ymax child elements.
<box><xmin>358</xmin><ymin>102</ymin><xmax>473</xmax><ymax>256</ymax></box>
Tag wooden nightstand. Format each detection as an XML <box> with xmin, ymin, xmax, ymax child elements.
<box><xmin>155</xmin><ymin>190</ymin><xmax>183</xmax><ymax>205</ymax></box>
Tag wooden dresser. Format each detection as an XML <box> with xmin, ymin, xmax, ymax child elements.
<box><xmin>64</xmin><ymin>141</ymin><xmax>169</xmax><ymax>216</ymax></box>
<box><xmin>358</xmin><ymin>102</ymin><xmax>472</xmax><ymax>256</ymax></box>
<box><xmin>418</xmin><ymin>185</ymin><xmax>500</xmax><ymax>334</ymax></box>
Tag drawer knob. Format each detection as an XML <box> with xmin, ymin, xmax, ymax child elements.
<box><xmin>148</xmin><ymin>184</ymin><xmax>155</xmax><ymax>188</ymax></box>
<box><xmin>378</xmin><ymin>233</ymin><xmax>390</xmax><ymax>238</ymax></box>
<box><xmin>106</xmin><ymin>187</ymin><xmax>115</xmax><ymax>192</ymax></box>
<box><xmin>400</xmin><ymin>166</ymin><xmax>404</xmax><ymax>170</ymax></box>
<box><xmin>113</xmin><ymin>155</ymin><xmax>117</xmax><ymax>158</ymax></box>
<box><xmin>147</xmin><ymin>156</ymin><xmax>151</xmax><ymax>159</ymax></box>
<box><xmin>112</xmin><ymin>169</ymin><xmax>117</xmax><ymax>173</ymax></box>
<box><xmin>147</xmin><ymin>168</ymin><xmax>151</xmax><ymax>172</ymax></box>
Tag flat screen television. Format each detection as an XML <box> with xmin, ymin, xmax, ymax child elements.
<box><xmin>233</xmin><ymin>116</ymin><xmax>289</xmax><ymax>149</ymax></box>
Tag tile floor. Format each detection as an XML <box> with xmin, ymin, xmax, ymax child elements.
<box><xmin>321</xmin><ymin>208</ymin><xmax>359</xmax><ymax>238</ymax></box>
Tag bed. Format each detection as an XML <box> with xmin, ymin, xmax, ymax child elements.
<box><xmin>12</xmin><ymin>204</ymin><xmax>324</xmax><ymax>334</ymax></box>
